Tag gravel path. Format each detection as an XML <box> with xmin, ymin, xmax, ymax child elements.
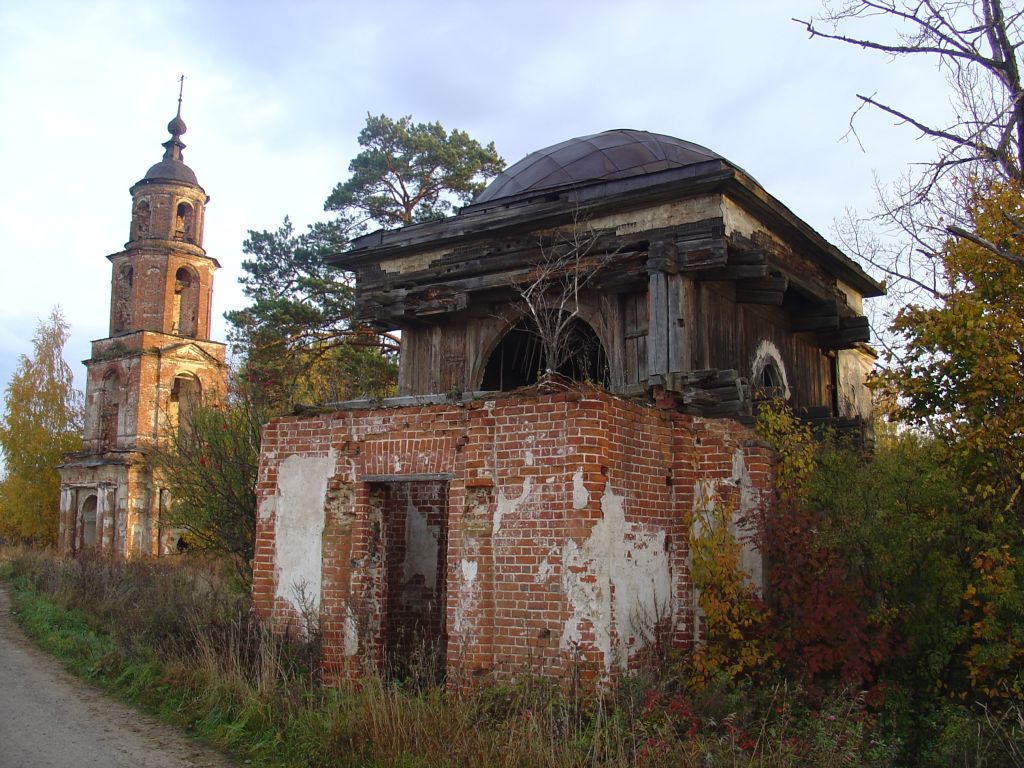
<box><xmin>0</xmin><ymin>585</ymin><xmax>238</xmax><ymax>768</ymax></box>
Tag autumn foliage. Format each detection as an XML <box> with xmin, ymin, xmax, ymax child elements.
<box><xmin>688</xmin><ymin>502</ymin><xmax>774</xmax><ymax>687</ymax></box>
<box><xmin>0</xmin><ymin>309</ymin><xmax>82</xmax><ymax>544</ymax></box>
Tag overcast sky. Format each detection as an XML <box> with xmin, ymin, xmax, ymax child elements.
<box><xmin>0</xmin><ymin>0</ymin><xmax>949</xmax><ymax>399</ymax></box>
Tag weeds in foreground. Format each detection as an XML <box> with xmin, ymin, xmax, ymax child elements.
<box><xmin>3</xmin><ymin>548</ymin><xmax>1021</xmax><ymax>767</ymax></box>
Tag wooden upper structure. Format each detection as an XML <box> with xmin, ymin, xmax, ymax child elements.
<box><xmin>330</xmin><ymin>130</ymin><xmax>883</xmax><ymax>420</ymax></box>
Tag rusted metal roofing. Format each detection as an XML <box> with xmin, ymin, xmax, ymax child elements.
<box><xmin>471</xmin><ymin>129</ymin><xmax>725</xmax><ymax>206</ymax></box>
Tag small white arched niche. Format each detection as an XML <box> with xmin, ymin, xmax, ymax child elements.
<box><xmin>81</xmin><ymin>494</ymin><xmax>98</xmax><ymax>549</ymax></box>
<box><xmin>751</xmin><ymin>340</ymin><xmax>790</xmax><ymax>401</ymax></box>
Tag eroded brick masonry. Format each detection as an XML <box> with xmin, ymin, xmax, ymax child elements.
<box><xmin>58</xmin><ymin>108</ymin><xmax>227</xmax><ymax>558</ymax></box>
<box><xmin>252</xmin><ymin>384</ymin><xmax>773</xmax><ymax>684</ymax></box>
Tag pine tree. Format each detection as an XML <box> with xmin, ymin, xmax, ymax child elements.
<box><xmin>0</xmin><ymin>308</ymin><xmax>82</xmax><ymax>544</ymax></box>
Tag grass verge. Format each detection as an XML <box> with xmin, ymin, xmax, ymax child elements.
<box><xmin>4</xmin><ymin>548</ymin><xmax>1016</xmax><ymax>767</ymax></box>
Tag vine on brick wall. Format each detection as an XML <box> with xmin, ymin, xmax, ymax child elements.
<box><xmin>688</xmin><ymin>502</ymin><xmax>774</xmax><ymax>687</ymax></box>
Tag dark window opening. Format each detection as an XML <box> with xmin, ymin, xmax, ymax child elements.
<box><xmin>829</xmin><ymin>353</ymin><xmax>840</xmax><ymax>418</ymax></box>
<box><xmin>481</xmin><ymin>316</ymin><xmax>609</xmax><ymax>391</ymax></box>
<box><xmin>170</xmin><ymin>374</ymin><xmax>201</xmax><ymax>434</ymax></box>
<box><xmin>172</xmin><ymin>267</ymin><xmax>199</xmax><ymax>337</ymax></box>
<box><xmin>759</xmin><ymin>360</ymin><xmax>783</xmax><ymax>388</ymax></box>
<box><xmin>752</xmin><ymin>357</ymin><xmax>787</xmax><ymax>402</ymax></box>
<box><xmin>174</xmin><ymin>202</ymin><xmax>195</xmax><ymax>243</ymax></box>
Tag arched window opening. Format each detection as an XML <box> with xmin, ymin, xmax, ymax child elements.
<box><xmin>172</xmin><ymin>267</ymin><xmax>199</xmax><ymax>337</ymax></box>
<box><xmin>751</xmin><ymin>341</ymin><xmax>790</xmax><ymax>402</ymax></box>
<box><xmin>81</xmin><ymin>495</ymin><xmax>98</xmax><ymax>549</ymax></box>
<box><xmin>170</xmin><ymin>374</ymin><xmax>201</xmax><ymax>434</ymax></box>
<box><xmin>112</xmin><ymin>264</ymin><xmax>133</xmax><ymax>333</ymax></box>
<box><xmin>131</xmin><ymin>200</ymin><xmax>151</xmax><ymax>240</ymax></box>
<box><xmin>100</xmin><ymin>371</ymin><xmax>121</xmax><ymax>448</ymax></box>
<box><xmin>757</xmin><ymin>359</ymin><xmax>783</xmax><ymax>389</ymax></box>
<box><xmin>174</xmin><ymin>202</ymin><xmax>195</xmax><ymax>243</ymax></box>
<box><xmin>481</xmin><ymin>316</ymin><xmax>609</xmax><ymax>391</ymax></box>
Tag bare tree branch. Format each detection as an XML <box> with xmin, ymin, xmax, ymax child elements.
<box><xmin>947</xmin><ymin>223</ymin><xmax>1024</xmax><ymax>264</ymax></box>
<box><xmin>508</xmin><ymin>211</ymin><xmax>618</xmax><ymax>377</ymax></box>
<box><xmin>799</xmin><ymin>0</ymin><xmax>1024</xmax><ymax>314</ymax></box>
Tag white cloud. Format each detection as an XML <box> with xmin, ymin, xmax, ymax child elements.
<box><xmin>0</xmin><ymin>0</ymin><xmax>950</xmax><ymax>399</ymax></box>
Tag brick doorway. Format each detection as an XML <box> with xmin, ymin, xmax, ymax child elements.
<box><xmin>373</xmin><ymin>479</ymin><xmax>449</xmax><ymax>683</ymax></box>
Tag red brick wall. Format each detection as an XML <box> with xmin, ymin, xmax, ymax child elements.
<box><xmin>252</xmin><ymin>385</ymin><xmax>774</xmax><ymax>687</ymax></box>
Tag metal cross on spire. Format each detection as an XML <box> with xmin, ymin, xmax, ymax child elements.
<box><xmin>177</xmin><ymin>74</ymin><xmax>185</xmax><ymax>116</ymax></box>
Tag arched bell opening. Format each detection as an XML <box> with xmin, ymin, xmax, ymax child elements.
<box><xmin>175</xmin><ymin>201</ymin><xmax>195</xmax><ymax>243</ymax></box>
<box><xmin>169</xmin><ymin>373</ymin><xmax>202</xmax><ymax>434</ymax></box>
<box><xmin>480</xmin><ymin>315</ymin><xmax>609</xmax><ymax>391</ymax></box>
<box><xmin>172</xmin><ymin>266</ymin><xmax>199</xmax><ymax>337</ymax></box>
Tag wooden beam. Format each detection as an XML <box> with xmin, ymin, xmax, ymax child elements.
<box><xmin>792</xmin><ymin>300</ymin><xmax>839</xmax><ymax>332</ymax></box>
<box><xmin>819</xmin><ymin>316</ymin><xmax>871</xmax><ymax>349</ymax></box>
<box><xmin>736</xmin><ymin>275</ymin><xmax>788</xmax><ymax>305</ymax></box>
<box><xmin>674</xmin><ymin>236</ymin><xmax>727</xmax><ymax>269</ymax></box>
<box><xmin>696</xmin><ymin>264</ymin><xmax>770</xmax><ymax>281</ymax></box>
<box><xmin>727</xmin><ymin>248</ymin><xmax>768</xmax><ymax>266</ymax></box>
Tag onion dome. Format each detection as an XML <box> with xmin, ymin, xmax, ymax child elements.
<box><xmin>140</xmin><ymin>101</ymin><xmax>198</xmax><ymax>186</ymax></box>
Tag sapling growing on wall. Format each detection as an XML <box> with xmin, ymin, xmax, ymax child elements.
<box><xmin>509</xmin><ymin>211</ymin><xmax>618</xmax><ymax>381</ymax></box>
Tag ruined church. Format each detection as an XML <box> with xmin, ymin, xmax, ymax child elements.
<box><xmin>57</xmin><ymin>106</ymin><xmax>227</xmax><ymax>557</ymax></box>
<box><xmin>252</xmin><ymin>130</ymin><xmax>882</xmax><ymax>685</ymax></box>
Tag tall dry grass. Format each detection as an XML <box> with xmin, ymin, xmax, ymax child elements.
<box><xmin>2</xmin><ymin>547</ymin><xmax>977</xmax><ymax>767</ymax></box>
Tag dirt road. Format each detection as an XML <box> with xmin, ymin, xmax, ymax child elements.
<box><xmin>0</xmin><ymin>585</ymin><xmax>238</xmax><ymax>768</ymax></box>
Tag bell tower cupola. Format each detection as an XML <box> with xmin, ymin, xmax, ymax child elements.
<box><xmin>109</xmin><ymin>85</ymin><xmax>219</xmax><ymax>341</ymax></box>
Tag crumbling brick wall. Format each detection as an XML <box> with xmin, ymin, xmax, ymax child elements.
<box><xmin>252</xmin><ymin>384</ymin><xmax>773</xmax><ymax>686</ymax></box>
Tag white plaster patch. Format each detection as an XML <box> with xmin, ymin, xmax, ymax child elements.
<box><xmin>525</xmin><ymin>450</ymin><xmax>535</xmax><ymax>466</ymax></box>
<box><xmin>343</xmin><ymin>606</ymin><xmax>359</xmax><ymax>656</ymax></box>
<box><xmin>561</xmin><ymin>482</ymin><xmax>673</xmax><ymax>674</ymax></box>
<box><xmin>380</xmin><ymin>247</ymin><xmax>452</xmax><ymax>275</ymax></box>
<box><xmin>693</xmin><ymin>478</ymin><xmax>717</xmax><ymax>515</ymax></box>
<box><xmin>731</xmin><ymin>449</ymin><xmax>765</xmax><ymax>593</ymax></box>
<box><xmin>572</xmin><ymin>467</ymin><xmax>589</xmax><ymax>510</ymax></box>
<box><xmin>589</xmin><ymin>195</ymin><xmax>722</xmax><ymax>234</ymax></box>
<box><xmin>258</xmin><ymin>495</ymin><xmax>275</xmax><ymax>522</ymax></box>
<box><xmin>494</xmin><ymin>476</ymin><xmax>532</xmax><ymax>536</ymax></box>
<box><xmin>454</xmin><ymin>557</ymin><xmax>480</xmax><ymax>636</ymax></box>
<box><xmin>273</xmin><ymin>450</ymin><xmax>336</xmax><ymax>615</ymax></box>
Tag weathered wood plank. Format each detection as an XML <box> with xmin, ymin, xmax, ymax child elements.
<box><xmin>646</xmin><ymin>271</ymin><xmax>669</xmax><ymax>378</ymax></box>
<box><xmin>667</xmin><ymin>274</ymin><xmax>683</xmax><ymax>373</ymax></box>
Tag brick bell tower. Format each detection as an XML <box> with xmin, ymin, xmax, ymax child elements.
<box><xmin>58</xmin><ymin>93</ymin><xmax>228</xmax><ymax>558</ymax></box>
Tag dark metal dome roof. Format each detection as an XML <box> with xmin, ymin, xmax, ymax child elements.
<box><xmin>142</xmin><ymin>158</ymin><xmax>199</xmax><ymax>185</ymax></box>
<box><xmin>474</xmin><ymin>129</ymin><xmax>724</xmax><ymax>205</ymax></box>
